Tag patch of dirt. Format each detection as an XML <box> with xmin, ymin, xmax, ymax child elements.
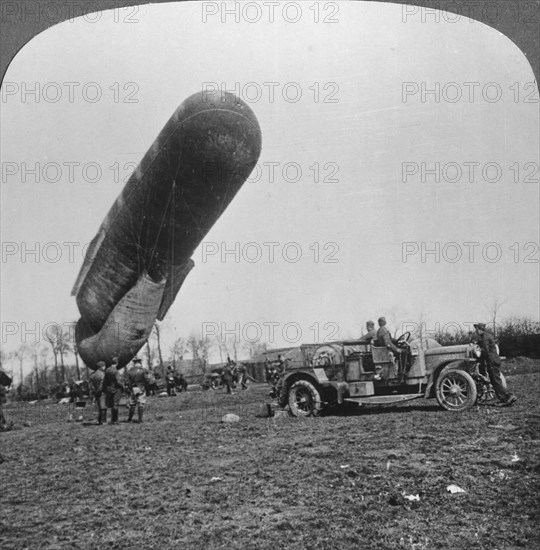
<box><xmin>1</xmin><ymin>362</ymin><xmax>539</xmax><ymax>549</ymax></box>
<box><xmin>502</xmin><ymin>356</ymin><xmax>540</xmax><ymax>375</ymax></box>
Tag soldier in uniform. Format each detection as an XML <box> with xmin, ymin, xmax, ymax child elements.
<box><xmin>374</xmin><ymin>317</ymin><xmax>405</xmax><ymax>380</ymax></box>
<box><xmin>375</xmin><ymin>317</ymin><xmax>401</xmax><ymax>353</ymax></box>
<box><xmin>174</xmin><ymin>372</ymin><xmax>188</xmax><ymax>393</ymax></box>
<box><xmin>222</xmin><ymin>359</ymin><xmax>234</xmax><ymax>394</ymax></box>
<box><xmin>103</xmin><ymin>357</ymin><xmax>125</xmax><ymax>424</ymax></box>
<box><xmin>0</xmin><ymin>367</ymin><xmax>12</xmax><ymax>431</ymax></box>
<box><xmin>165</xmin><ymin>365</ymin><xmax>177</xmax><ymax>396</ymax></box>
<box><xmin>358</xmin><ymin>321</ymin><xmax>377</xmax><ymax>344</ymax></box>
<box><xmin>474</xmin><ymin>323</ymin><xmax>517</xmax><ymax>407</ymax></box>
<box><xmin>264</xmin><ymin>359</ymin><xmax>273</xmax><ymax>384</ymax></box>
<box><xmin>89</xmin><ymin>361</ymin><xmax>107</xmax><ymax>425</ymax></box>
<box><xmin>236</xmin><ymin>362</ymin><xmax>248</xmax><ymax>390</ymax></box>
<box><xmin>126</xmin><ymin>358</ymin><xmax>154</xmax><ymax>423</ymax></box>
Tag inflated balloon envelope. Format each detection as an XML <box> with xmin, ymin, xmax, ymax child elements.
<box><xmin>72</xmin><ymin>91</ymin><xmax>262</xmax><ymax>369</ymax></box>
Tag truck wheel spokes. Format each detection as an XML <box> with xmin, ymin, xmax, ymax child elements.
<box><xmin>436</xmin><ymin>365</ymin><xmax>477</xmax><ymax>412</ymax></box>
<box><xmin>294</xmin><ymin>389</ymin><xmax>311</xmax><ymax>411</ymax></box>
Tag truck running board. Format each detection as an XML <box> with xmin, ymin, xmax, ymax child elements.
<box><xmin>344</xmin><ymin>394</ymin><xmax>424</xmax><ymax>405</ymax></box>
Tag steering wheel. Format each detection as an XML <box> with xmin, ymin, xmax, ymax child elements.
<box><xmin>396</xmin><ymin>332</ymin><xmax>411</xmax><ymax>347</ymax></box>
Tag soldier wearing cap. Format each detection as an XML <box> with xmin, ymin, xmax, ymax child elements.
<box><xmin>358</xmin><ymin>321</ymin><xmax>377</xmax><ymax>344</ymax></box>
<box><xmin>474</xmin><ymin>323</ymin><xmax>517</xmax><ymax>407</ymax></box>
<box><xmin>236</xmin><ymin>362</ymin><xmax>248</xmax><ymax>390</ymax></box>
<box><xmin>374</xmin><ymin>317</ymin><xmax>406</xmax><ymax>380</ymax></box>
<box><xmin>222</xmin><ymin>358</ymin><xmax>235</xmax><ymax>394</ymax></box>
<box><xmin>126</xmin><ymin>358</ymin><xmax>153</xmax><ymax>423</ymax></box>
<box><xmin>103</xmin><ymin>356</ymin><xmax>125</xmax><ymax>424</ymax></box>
<box><xmin>375</xmin><ymin>317</ymin><xmax>402</xmax><ymax>354</ymax></box>
<box><xmin>165</xmin><ymin>365</ymin><xmax>177</xmax><ymax>396</ymax></box>
<box><xmin>89</xmin><ymin>361</ymin><xmax>107</xmax><ymax>425</ymax></box>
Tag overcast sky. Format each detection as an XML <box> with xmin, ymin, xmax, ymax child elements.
<box><xmin>1</xmin><ymin>1</ymin><xmax>538</xmax><ymax>367</ymax></box>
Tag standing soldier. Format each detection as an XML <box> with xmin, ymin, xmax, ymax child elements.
<box><xmin>104</xmin><ymin>357</ymin><xmax>125</xmax><ymax>424</ymax></box>
<box><xmin>89</xmin><ymin>361</ymin><xmax>107</xmax><ymax>425</ymax></box>
<box><xmin>374</xmin><ymin>317</ymin><xmax>405</xmax><ymax>380</ymax></box>
<box><xmin>264</xmin><ymin>358</ymin><xmax>273</xmax><ymax>384</ymax></box>
<box><xmin>222</xmin><ymin>359</ymin><xmax>234</xmax><ymax>395</ymax></box>
<box><xmin>0</xmin><ymin>366</ymin><xmax>12</xmax><ymax>431</ymax></box>
<box><xmin>236</xmin><ymin>362</ymin><xmax>248</xmax><ymax>390</ymax></box>
<box><xmin>126</xmin><ymin>358</ymin><xmax>153</xmax><ymax>423</ymax></box>
<box><xmin>165</xmin><ymin>365</ymin><xmax>177</xmax><ymax>396</ymax></box>
<box><xmin>174</xmin><ymin>372</ymin><xmax>188</xmax><ymax>393</ymax></box>
<box><xmin>474</xmin><ymin>323</ymin><xmax>517</xmax><ymax>407</ymax></box>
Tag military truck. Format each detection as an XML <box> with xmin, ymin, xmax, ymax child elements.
<box><xmin>274</xmin><ymin>334</ymin><xmax>504</xmax><ymax>416</ymax></box>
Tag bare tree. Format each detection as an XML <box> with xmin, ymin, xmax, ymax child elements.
<box><xmin>484</xmin><ymin>297</ymin><xmax>507</xmax><ymax>337</ymax></box>
<box><xmin>44</xmin><ymin>324</ymin><xmax>61</xmax><ymax>383</ymax></box>
<box><xmin>55</xmin><ymin>329</ymin><xmax>69</xmax><ymax>383</ymax></box>
<box><xmin>143</xmin><ymin>322</ymin><xmax>165</xmax><ymax>376</ymax></box>
<box><xmin>62</xmin><ymin>322</ymin><xmax>83</xmax><ymax>380</ymax></box>
<box><xmin>36</xmin><ymin>343</ymin><xmax>49</xmax><ymax>394</ymax></box>
<box><xmin>246</xmin><ymin>340</ymin><xmax>268</xmax><ymax>359</ymax></box>
<box><xmin>213</xmin><ymin>334</ymin><xmax>229</xmax><ymax>363</ymax></box>
<box><xmin>226</xmin><ymin>334</ymin><xmax>239</xmax><ymax>362</ymax></box>
<box><xmin>170</xmin><ymin>336</ymin><xmax>186</xmax><ymax>369</ymax></box>
<box><xmin>187</xmin><ymin>332</ymin><xmax>212</xmax><ymax>375</ymax></box>
<box><xmin>11</xmin><ymin>344</ymin><xmax>31</xmax><ymax>387</ymax></box>
<box><xmin>387</xmin><ymin>305</ymin><xmax>408</xmax><ymax>338</ymax></box>
<box><xmin>30</xmin><ymin>342</ymin><xmax>46</xmax><ymax>392</ymax></box>
<box><xmin>153</xmin><ymin>322</ymin><xmax>164</xmax><ymax>372</ymax></box>
<box><xmin>499</xmin><ymin>316</ymin><xmax>540</xmax><ymax>337</ymax></box>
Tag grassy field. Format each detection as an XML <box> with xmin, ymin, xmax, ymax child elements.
<box><xmin>1</xmin><ymin>357</ymin><xmax>539</xmax><ymax>550</ymax></box>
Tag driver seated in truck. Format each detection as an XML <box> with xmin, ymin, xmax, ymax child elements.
<box><xmin>374</xmin><ymin>317</ymin><xmax>405</xmax><ymax>380</ymax></box>
<box><xmin>374</xmin><ymin>317</ymin><xmax>402</xmax><ymax>352</ymax></box>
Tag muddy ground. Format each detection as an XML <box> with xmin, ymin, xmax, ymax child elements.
<box><xmin>1</xmin><ymin>357</ymin><xmax>539</xmax><ymax>550</ymax></box>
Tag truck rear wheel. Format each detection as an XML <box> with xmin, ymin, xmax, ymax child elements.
<box><xmin>436</xmin><ymin>366</ymin><xmax>477</xmax><ymax>412</ymax></box>
<box><xmin>288</xmin><ymin>379</ymin><xmax>323</xmax><ymax>417</ymax></box>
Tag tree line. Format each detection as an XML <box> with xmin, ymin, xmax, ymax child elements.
<box><xmin>0</xmin><ymin>320</ymin><xmax>268</xmax><ymax>399</ymax></box>
<box><xmin>1</xmin><ymin>314</ymin><xmax>538</xmax><ymax>400</ymax></box>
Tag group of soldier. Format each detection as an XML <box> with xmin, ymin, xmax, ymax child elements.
<box><xmin>89</xmin><ymin>354</ymin><xmax>249</xmax><ymax>423</ymax></box>
<box><xmin>265</xmin><ymin>355</ymin><xmax>284</xmax><ymax>386</ymax></box>
<box><xmin>220</xmin><ymin>359</ymin><xmax>248</xmax><ymax>394</ymax></box>
<box><xmin>1</xmin><ymin>315</ymin><xmax>520</xmax><ymax>431</ymax></box>
<box><xmin>89</xmin><ymin>356</ymin><xmax>156</xmax><ymax>425</ymax></box>
<box><xmin>357</xmin><ymin>317</ymin><xmax>407</xmax><ymax>380</ymax></box>
<box><xmin>202</xmin><ymin>359</ymin><xmax>250</xmax><ymax>393</ymax></box>
<box><xmin>357</xmin><ymin>317</ymin><xmax>402</xmax><ymax>350</ymax></box>
<box><xmin>357</xmin><ymin>316</ymin><xmax>517</xmax><ymax>407</ymax></box>
<box><xmin>164</xmin><ymin>366</ymin><xmax>188</xmax><ymax>396</ymax></box>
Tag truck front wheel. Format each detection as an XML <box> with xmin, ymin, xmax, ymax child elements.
<box><xmin>288</xmin><ymin>379</ymin><xmax>323</xmax><ymax>417</ymax></box>
<box><xmin>436</xmin><ymin>366</ymin><xmax>477</xmax><ymax>412</ymax></box>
